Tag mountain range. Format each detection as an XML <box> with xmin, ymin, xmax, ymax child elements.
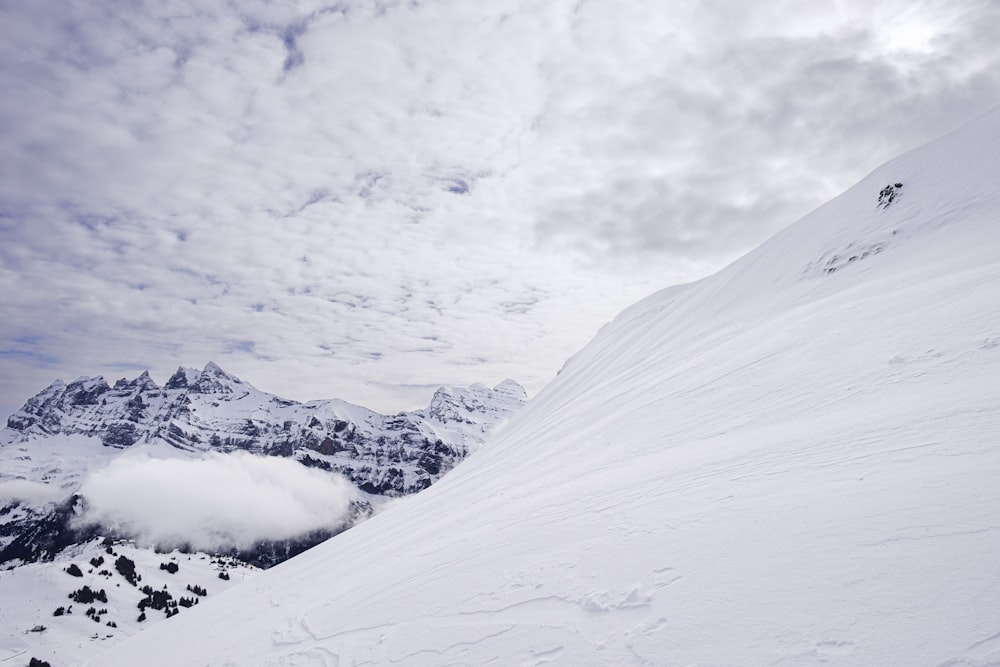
<box><xmin>1</xmin><ymin>364</ymin><xmax>525</xmax><ymax>566</ymax></box>
<box><xmin>4</xmin><ymin>362</ymin><xmax>525</xmax><ymax>497</ymax></box>
<box><xmin>0</xmin><ymin>365</ymin><xmax>525</xmax><ymax>663</ymax></box>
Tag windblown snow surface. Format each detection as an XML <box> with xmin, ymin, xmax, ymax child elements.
<box><xmin>91</xmin><ymin>109</ymin><xmax>1000</xmax><ymax>666</ymax></box>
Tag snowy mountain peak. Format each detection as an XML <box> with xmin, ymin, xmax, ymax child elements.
<box><xmin>188</xmin><ymin>361</ymin><xmax>247</xmax><ymax>395</ymax></box>
<box><xmin>493</xmin><ymin>378</ymin><xmax>528</xmax><ymax>399</ymax></box>
<box><xmin>112</xmin><ymin>371</ymin><xmax>158</xmax><ymax>392</ymax></box>
<box><xmin>421</xmin><ymin>380</ymin><xmax>526</xmax><ymax>429</ymax></box>
<box><xmin>163</xmin><ymin>366</ymin><xmax>200</xmax><ymax>390</ymax></box>
<box><xmin>201</xmin><ymin>361</ymin><xmax>225</xmax><ymax>375</ymax></box>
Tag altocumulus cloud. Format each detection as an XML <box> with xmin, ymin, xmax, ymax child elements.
<box><xmin>74</xmin><ymin>452</ymin><xmax>358</xmax><ymax>552</ymax></box>
<box><xmin>1</xmin><ymin>0</ymin><xmax>999</xmax><ymax>425</ymax></box>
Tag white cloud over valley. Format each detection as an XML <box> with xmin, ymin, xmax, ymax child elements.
<box><xmin>74</xmin><ymin>452</ymin><xmax>358</xmax><ymax>552</ymax></box>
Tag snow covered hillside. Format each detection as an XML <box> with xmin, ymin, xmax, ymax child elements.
<box><xmin>0</xmin><ymin>538</ymin><xmax>258</xmax><ymax>666</ymax></box>
<box><xmin>94</xmin><ymin>107</ymin><xmax>1000</xmax><ymax>667</ymax></box>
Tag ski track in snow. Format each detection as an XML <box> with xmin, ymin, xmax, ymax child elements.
<box><xmin>271</xmin><ymin>585</ymin><xmax>673</xmax><ymax>666</ymax></box>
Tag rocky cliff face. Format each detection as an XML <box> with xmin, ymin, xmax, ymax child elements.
<box><xmin>0</xmin><ymin>364</ymin><xmax>526</xmax><ymax>566</ymax></box>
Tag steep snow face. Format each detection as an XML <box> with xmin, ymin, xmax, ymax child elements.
<box><xmin>94</xmin><ymin>108</ymin><xmax>1000</xmax><ymax>667</ymax></box>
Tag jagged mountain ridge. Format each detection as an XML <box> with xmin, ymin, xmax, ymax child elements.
<box><xmin>4</xmin><ymin>362</ymin><xmax>526</xmax><ymax>495</ymax></box>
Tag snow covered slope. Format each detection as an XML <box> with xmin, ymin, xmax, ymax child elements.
<box><xmin>93</xmin><ymin>108</ymin><xmax>1000</xmax><ymax>666</ymax></box>
<box><xmin>0</xmin><ymin>538</ymin><xmax>258</xmax><ymax>667</ymax></box>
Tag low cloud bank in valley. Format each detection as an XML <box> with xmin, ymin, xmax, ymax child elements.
<box><xmin>75</xmin><ymin>452</ymin><xmax>358</xmax><ymax>552</ymax></box>
<box><xmin>0</xmin><ymin>479</ymin><xmax>65</xmax><ymax>507</ymax></box>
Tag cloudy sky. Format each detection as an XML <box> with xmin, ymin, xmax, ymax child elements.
<box><xmin>1</xmin><ymin>0</ymin><xmax>997</xmax><ymax>419</ymax></box>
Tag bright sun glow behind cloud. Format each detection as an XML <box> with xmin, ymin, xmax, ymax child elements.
<box><xmin>873</xmin><ymin>7</ymin><xmax>946</xmax><ymax>56</ymax></box>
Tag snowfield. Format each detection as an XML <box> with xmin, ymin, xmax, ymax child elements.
<box><xmin>0</xmin><ymin>539</ymin><xmax>258</xmax><ymax>666</ymax></box>
<box><xmin>91</xmin><ymin>107</ymin><xmax>1000</xmax><ymax>666</ymax></box>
